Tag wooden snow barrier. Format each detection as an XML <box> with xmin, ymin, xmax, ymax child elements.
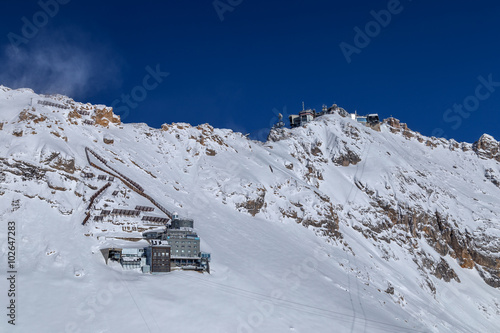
<box><xmin>84</xmin><ymin>147</ymin><xmax>173</xmax><ymax>220</ymax></box>
<box><xmin>87</xmin><ymin>182</ymin><xmax>111</xmax><ymax>210</ymax></box>
<box><xmin>85</xmin><ymin>148</ymin><xmax>144</xmax><ymax>192</ymax></box>
<box><xmin>141</xmin><ymin>216</ymin><xmax>169</xmax><ymax>224</ymax></box>
<box><xmin>135</xmin><ymin>205</ymin><xmax>154</xmax><ymax>212</ymax></box>
<box><xmin>146</xmin><ymin>197</ymin><xmax>173</xmax><ymax>218</ymax></box>
<box><xmin>111</xmin><ymin>209</ymin><xmax>140</xmax><ymax>217</ymax></box>
<box><xmin>37</xmin><ymin>100</ymin><xmax>70</xmax><ymax>109</ymax></box>
<box><xmin>82</xmin><ymin>212</ymin><xmax>91</xmax><ymax>225</ymax></box>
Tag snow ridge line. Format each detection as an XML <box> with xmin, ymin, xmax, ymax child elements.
<box><xmin>84</xmin><ymin>147</ymin><xmax>173</xmax><ymax>220</ymax></box>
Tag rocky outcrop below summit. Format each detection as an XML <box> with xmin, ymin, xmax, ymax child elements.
<box><xmin>474</xmin><ymin>134</ymin><xmax>500</xmax><ymax>162</ymax></box>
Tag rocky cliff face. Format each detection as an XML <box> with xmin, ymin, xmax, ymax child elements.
<box><xmin>267</xmin><ymin>114</ymin><xmax>500</xmax><ymax>288</ymax></box>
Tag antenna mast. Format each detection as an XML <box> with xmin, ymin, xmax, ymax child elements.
<box><xmin>302</xmin><ymin>101</ymin><xmax>305</xmax><ymax>111</ymax></box>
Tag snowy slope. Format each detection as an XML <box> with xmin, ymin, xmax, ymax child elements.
<box><xmin>1</xmin><ymin>85</ymin><xmax>500</xmax><ymax>333</ymax></box>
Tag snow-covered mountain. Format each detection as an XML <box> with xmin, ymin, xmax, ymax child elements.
<box><xmin>1</xmin><ymin>85</ymin><xmax>500</xmax><ymax>333</ymax></box>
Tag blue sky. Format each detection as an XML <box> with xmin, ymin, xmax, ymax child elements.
<box><xmin>0</xmin><ymin>0</ymin><xmax>499</xmax><ymax>143</ymax></box>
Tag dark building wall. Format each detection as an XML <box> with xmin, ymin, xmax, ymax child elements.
<box><xmin>151</xmin><ymin>246</ymin><xmax>171</xmax><ymax>272</ymax></box>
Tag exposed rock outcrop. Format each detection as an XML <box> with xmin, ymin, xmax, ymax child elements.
<box><xmin>267</xmin><ymin>127</ymin><xmax>291</xmax><ymax>142</ymax></box>
<box><xmin>18</xmin><ymin>110</ymin><xmax>47</xmax><ymax>123</ymax></box>
<box><xmin>103</xmin><ymin>136</ymin><xmax>114</xmax><ymax>145</ymax></box>
<box><xmin>332</xmin><ymin>148</ymin><xmax>361</xmax><ymax>166</ymax></box>
<box><xmin>40</xmin><ymin>150</ymin><xmax>76</xmax><ymax>174</ymax></box>
<box><xmin>363</xmin><ymin>190</ymin><xmax>500</xmax><ymax>287</ymax></box>
<box><xmin>485</xmin><ymin>168</ymin><xmax>500</xmax><ymax>187</ymax></box>
<box><xmin>236</xmin><ymin>187</ymin><xmax>267</xmax><ymax>216</ymax></box>
<box><xmin>474</xmin><ymin>134</ymin><xmax>500</xmax><ymax>162</ymax></box>
<box><xmin>95</xmin><ymin>107</ymin><xmax>121</xmax><ymax>127</ymax></box>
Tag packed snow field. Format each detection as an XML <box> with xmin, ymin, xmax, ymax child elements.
<box><xmin>1</xmin><ymin>86</ymin><xmax>500</xmax><ymax>332</ymax></box>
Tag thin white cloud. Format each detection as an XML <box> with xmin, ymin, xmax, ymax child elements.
<box><xmin>0</xmin><ymin>28</ymin><xmax>123</xmax><ymax>99</ymax></box>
